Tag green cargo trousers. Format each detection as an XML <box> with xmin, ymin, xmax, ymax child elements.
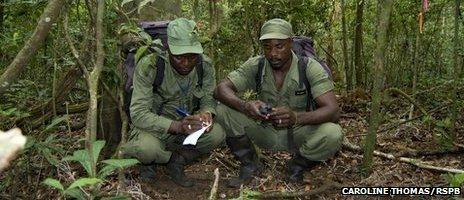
<box><xmin>216</xmin><ymin>104</ymin><xmax>343</xmax><ymax>161</ymax></box>
<box><xmin>122</xmin><ymin>123</ymin><xmax>225</xmax><ymax>164</ymax></box>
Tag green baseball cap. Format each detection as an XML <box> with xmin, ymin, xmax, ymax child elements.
<box><xmin>259</xmin><ymin>18</ymin><xmax>293</xmax><ymax>40</ymax></box>
<box><xmin>167</xmin><ymin>18</ymin><xmax>203</xmax><ymax>55</ymax></box>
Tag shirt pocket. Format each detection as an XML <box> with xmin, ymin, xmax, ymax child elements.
<box><xmin>289</xmin><ymin>88</ymin><xmax>308</xmax><ymax>111</ymax></box>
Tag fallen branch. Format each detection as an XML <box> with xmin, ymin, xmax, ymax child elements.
<box><xmin>208</xmin><ymin>168</ymin><xmax>220</xmax><ymax>200</ymax></box>
<box><xmin>378</xmin><ymin>101</ymin><xmax>451</xmax><ymax>133</ymax></box>
<box><xmin>248</xmin><ymin>181</ymin><xmax>341</xmax><ymax>199</ymax></box>
<box><xmin>343</xmin><ymin>138</ymin><xmax>464</xmax><ymax>174</ymax></box>
<box><xmin>385</xmin><ymin>87</ymin><xmax>427</xmax><ymax>116</ymax></box>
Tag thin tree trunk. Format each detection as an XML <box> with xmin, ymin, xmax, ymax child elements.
<box><xmin>362</xmin><ymin>0</ymin><xmax>394</xmax><ymax>174</ymax></box>
<box><xmin>85</xmin><ymin>0</ymin><xmax>105</xmax><ymax>177</ymax></box>
<box><xmin>354</xmin><ymin>0</ymin><xmax>364</xmax><ymax>87</ymax></box>
<box><xmin>0</xmin><ymin>0</ymin><xmax>65</xmax><ymax>94</ymax></box>
<box><xmin>341</xmin><ymin>0</ymin><xmax>351</xmax><ymax>90</ymax></box>
<box><xmin>0</xmin><ymin>0</ymin><xmax>4</xmax><ymax>33</ymax></box>
<box><xmin>409</xmin><ymin>33</ymin><xmax>420</xmax><ymax>120</ymax></box>
<box><xmin>450</xmin><ymin>0</ymin><xmax>461</xmax><ymax>139</ymax></box>
<box><xmin>326</xmin><ymin>0</ymin><xmax>337</xmax><ymax>80</ymax></box>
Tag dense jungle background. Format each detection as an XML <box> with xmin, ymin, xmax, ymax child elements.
<box><xmin>0</xmin><ymin>0</ymin><xmax>463</xmax><ymax>199</ymax></box>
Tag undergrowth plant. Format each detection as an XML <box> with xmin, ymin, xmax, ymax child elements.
<box><xmin>43</xmin><ymin>140</ymin><xmax>138</xmax><ymax>199</ymax></box>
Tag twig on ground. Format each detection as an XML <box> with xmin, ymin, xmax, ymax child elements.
<box><xmin>343</xmin><ymin>138</ymin><xmax>464</xmax><ymax>174</ymax></box>
<box><xmin>254</xmin><ymin>181</ymin><xmax>342</xmax><ymax>199</ymax></box>
<box><xmin>208</xmin><ymin>168</ymin><xmax>220</xmax><ymax>200</ymax></box>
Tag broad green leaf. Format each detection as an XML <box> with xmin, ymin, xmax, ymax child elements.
<box><xmin>450</xmin><ymin>173</ymin><xmax>464</xmax><ymax>187</ymax></box>
<box><xmin>63</xmin><ymin>150</ymin><xmax>92</xmax><ymax>176</ymax></box>
<box><xmin>98</xmin><ymin>165</ymin><xmax>118</xmax><ymax>179</ymax></box>
<box><xmin>64</xmin><ymin>188</ymin><xmax>87</xmax><ymax>200</ymax></box>
<box><xmin>138</xmin><ymin>31</ymin><xmax>152</xmax><ymax>44</ymax></box>
<box><xmin>137</xmin><ymin>0</ymin><xmax>154</xmax><ymax>13</ymax></box>
<box><xmin>44</xmin><ymin>116</ymin><xmax>68</xmax><ymax>133</ymax></box>
<box><xmin>102</xmin><ymin>159</ymin><xmax>139</xmax><ymax>168</ymax></box>
<box><xmin>42</xmin><ymin>178</ymin><xmax>64</xmax><ymax>191</ymax></box>
<box><xmin>121</xmin><ymin>0</ymin><xmax>134</xmax><ymax>7</ymax></box>
<box><xmin>135</xmin><ymin>45</ymin><xmax>148</xmax><ymax>62</ymax></box>
<box><xmin>92</xmin><ymin>140</ymin><xmax>106</xmax><ymax>164</ymax></box>
<box><xmin>67</xmin><ymin>177</ymin><xmax>102</xmax><ymax>190</ymax></box>
<box><xmin>98</xmin><ymin>159</ymin><xmax>139</xmax><ymax>178</ymax></box>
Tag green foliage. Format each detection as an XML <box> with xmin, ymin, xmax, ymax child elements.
<box><xmin>442</xmin><ymin>173</ymin><xmax>464</xmax><ymax>187</ymax></box>
<box><xmin>433</xmin><ymin>117</ymin><xmax>455</xmax><ymax>150</ymax></box>
<box><xmin>43</xmin><ymin>140</ymin><xmax>139</xmax><ymax>199</ymax></box>
<box><xmin>43</xmin><ymin>115</ymin><xmax>69</xmax><ymax>133</ymax></box>
<box><xmin>230</xmin><ymin>188</ymin><xmax>261</xmax><ymax>200</ymax></box>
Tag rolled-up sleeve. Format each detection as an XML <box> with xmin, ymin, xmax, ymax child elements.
<box><xmin>307</xmin><ymin>59</ymin><xmax>334</xmax><ymax>98</ymax></box>
<box><xmin>130</xmin><ymin>55</ymin><xmax>173</xmax><ymax>134</ymax></box>
<box><xmin>227</xmin><ymin>57</ymin><xmax>260</xmax><ymax>93</ymax></box>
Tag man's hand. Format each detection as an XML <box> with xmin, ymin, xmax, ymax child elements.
<box><xmin>269</xmin><ymin>106</ymin><xmax>297</xmax><ymax>128</ymax></box>
<box><xmin>241</xmin><ymin>100</ymin><xmax>269</xmax><ymax>120</ymax></box>
<box><xmin>170</xmin><ymin>115</ymin><xmax>201</xmax><ymax>135</ymax></box>
<box><xmin>197</xmin><ymin>112</ymin><xmax>214</xmax><ymax>132</ymax></box>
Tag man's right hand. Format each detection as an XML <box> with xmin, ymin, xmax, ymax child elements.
<box><xmin>241</xmin><ymin>100</ymin><xmax>269</xmax><ymax>120</ymax></box>
<box><xmin>170</xmin><ymin>115</ymin><xmax>206</xmax><ymax>135</ymax></box>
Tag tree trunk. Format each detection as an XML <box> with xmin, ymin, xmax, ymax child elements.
<box><xmin>354</xmin><ymin>0</ymin><xmax>364</xmax><ymax>88</ymax></box>
<box><xmin>0</xmin><ymin>0</ymin><xmax>4</xmax><ymax>33</ymax></box>
<box><xmin>0</xmin><ymin>0</ymin><xmax>65</xmax><ymax>94</ymax></box>
<box><xmin>341</xmin><ymin>0</ymin><xmax>351</xmax><ymax>90</ymax></box>
<box><xmin>362</xmin><ymin>0</ymin><xmax>394</xmax><ymax>174</ymax></box>
<box><xmin>450</xmin><ymin>0</ymin><xmax>461</xmax><ymax>139</ymax></box>
<box><xmin>85</xmin><ymin>0</ymin><xmax>105</xmax><ymax>177</ymax></box>
<box><xmin>326</xmin><ymin>0</ymin><xmax>338</xmax><ymax>81</ymax></box>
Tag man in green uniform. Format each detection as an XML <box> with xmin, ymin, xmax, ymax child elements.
<box><xmin>123</xmin><ymin>18</ymin><xmax>225</xmax><ymax>187</ymax></box>
<box><xmin>215</xmin><ymin>18</ymin><xmax>343</xmax><ymax>187</ymax></box>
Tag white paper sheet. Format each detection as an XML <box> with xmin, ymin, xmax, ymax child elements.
<box><xmin>183</xmin><ymin>124</ymin><xmax>212</xmax><ymax>145</ymax></box>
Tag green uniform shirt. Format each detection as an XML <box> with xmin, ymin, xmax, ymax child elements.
<box><xmin>130</xmin><ymin>52</ymin><xmax>217</xmax><ymax>135</ymax></box>
<box><xmin>228</xmin><ymin>52</ymin><xmax>333</xmax><ymax>111</ymax></box>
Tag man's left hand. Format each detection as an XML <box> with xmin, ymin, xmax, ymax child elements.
<box><xmin>197</xmin><ymin>112</ymin><xmax>214</xmax><ymax>132</ymax></box>
<box><xmin>269</xmin><ymin>106</ymin><xmax>297</xmax><ymax>128</ymax></box>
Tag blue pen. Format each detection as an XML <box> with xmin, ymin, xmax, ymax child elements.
<box><xmin>176</xmin><ymin>107</ymin><xmax>190</xmax><ymax>117</ymax></box>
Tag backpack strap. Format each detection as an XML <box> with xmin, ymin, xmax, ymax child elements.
<box><xmin>255</xmin><ymin>57</ymin><xmax>266</xmax><ymax>94</ymax></box>
<box><xmin>297</xmin><ymin>56</ymin><xmax>317</xmax><ymax>111</ymax></box>
<box><xmin>152</xmin><ymin>54</ymin><xmax>166</xmax><ymax>115</ymax></box>
<box><xmin>192</xmin><ymin>55</ymin><xmax>204</xmax><ymax>112</ymax></box>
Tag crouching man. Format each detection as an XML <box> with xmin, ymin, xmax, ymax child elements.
<box><xmin>122</xmin><ymin>18</ymin><xmax>225</xmax><ymax>187</ymax></box>
<box><xmin>214</xmin><ymin>18</ymin><xmax>343</xmax><ymax>187</ymax></box>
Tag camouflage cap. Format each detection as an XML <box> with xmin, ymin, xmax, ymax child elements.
<box><xmin>259</xmin><ymin>18</ymin><xmax>293</xmax><ymax>40</ymax></box>
<box><xmin>167</xmin><ymin>18</ymin><xmax>203</xmax><ymax>55</ymax></box>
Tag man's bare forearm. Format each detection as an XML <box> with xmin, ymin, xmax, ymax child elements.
<box><xmin>214</xmin><ymin>79</ymin><xmax>246</xmax><ymax>113</ymax></box>
<box><xmin>295</xmin><ymin>106</ymin><xmax>339</xmax><ymax>126</ymax></box>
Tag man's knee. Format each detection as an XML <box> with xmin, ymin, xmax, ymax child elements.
<box><xmin>318</xmin><ymin>123</ymin><xmax>343</xmax><ymax>148</ymax></box>
<box><xmin>124</xmin><ymin>132</ymin><xmax>166</xmax><ymax>164</ymax></box>
<box><xmin>300</xmin><ymin>123</ymin><xmax>343</xmax><ymax>161</ymax></box>
<box><xmin>196</xmin><ymin>124</ymin><xmax>226</xmax><ymax>153</ymax></box>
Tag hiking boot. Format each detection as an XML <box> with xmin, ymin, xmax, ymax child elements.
<box><xmin>139</xmin><ymin>163</ymin><xmax>157</xmax><ymax>182</ymax></box>
<box><xmin>226</xmin><ymin>135</ymin><xmax>262</xmax><ymax>188</ymax></box>
<box><xmin>166</xmin><ymin>147</ymin><xmax>201</xmax><ymax>187</ymax></box>
<box><xmin>287</xmin><ymin>154</ymin><xmax>319</xmax><ymax>183</ymax></box>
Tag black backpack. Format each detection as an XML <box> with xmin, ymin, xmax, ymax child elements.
<box><xmin>123</xmin><ymin>21</ymin><xmax>204</xmax><ymax>120</ymax></box>
<box><xmin>255</xmin><ymin>36</ymin><xmax>332</xmax><ymax>111</ymax></box>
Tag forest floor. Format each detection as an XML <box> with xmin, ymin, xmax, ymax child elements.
<box><xmin>118</xmin><ymin>91</ymin><xmax>464</xmax><ymax>200</ymax></box>
<box><xmin>2</xmin><ymin>90</ymin><xmax>464</xmax><ymax>200</ymax></box>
